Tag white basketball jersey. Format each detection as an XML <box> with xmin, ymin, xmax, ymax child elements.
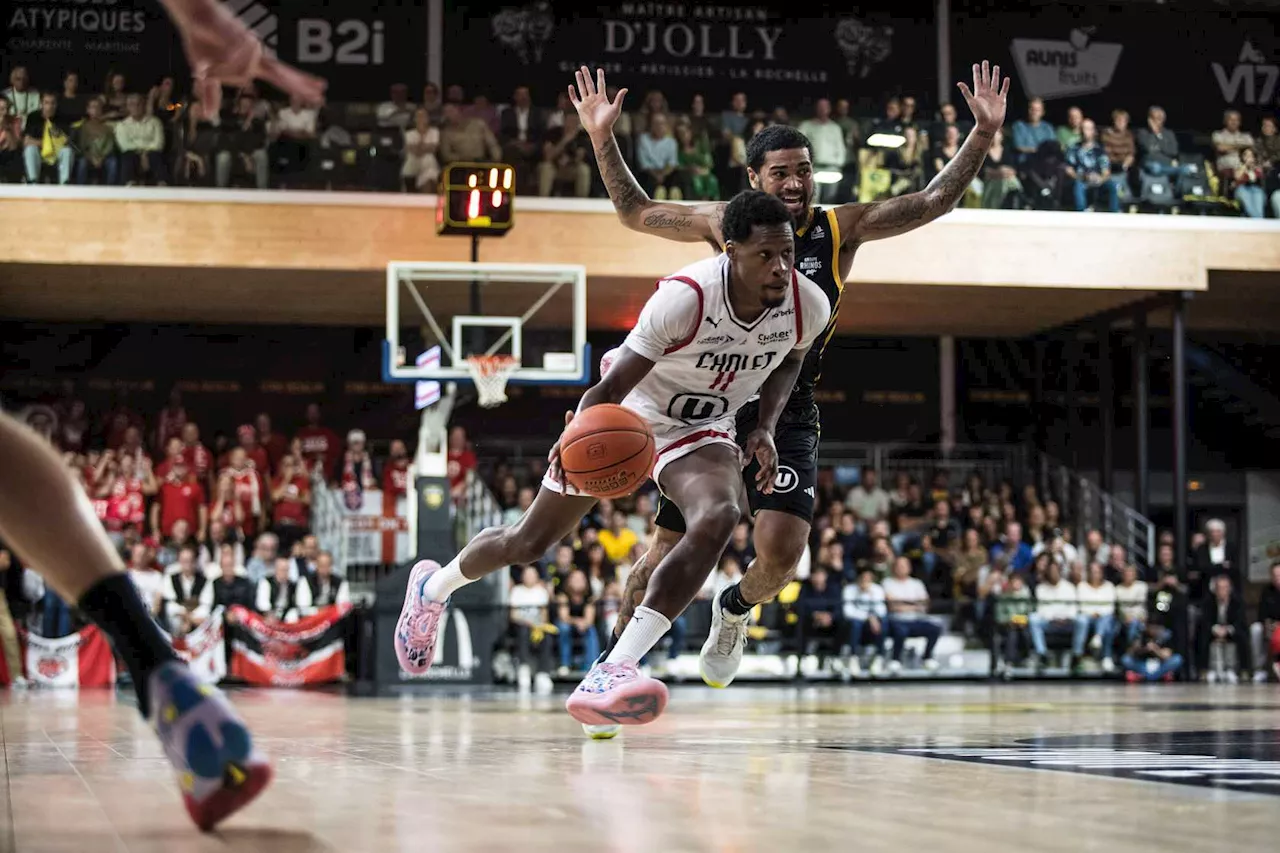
<box><xmin>619</xmin><ymin>254</ymin><xmax>830</xmax><ymax>432</ymax></box>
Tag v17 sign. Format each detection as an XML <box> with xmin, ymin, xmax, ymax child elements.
<box><xmin>220</xmin><ymin>0</ymin><xmax>426</xmax><ymax>100</ymax></box>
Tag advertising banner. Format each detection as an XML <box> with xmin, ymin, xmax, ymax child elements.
<box><xmin>22</xmin><ymin>626</ymin><xmax>117</xmax><ymax>688</ymax></box>
<box><xmin>2</xmin><ymin>0</ymin><xmax>184</xmax><ymax>89</ymax></box>
<box><xmin>444</xmin><ymin>1</ymin><xmax>937</xmax><ymax>110</ymax></box>
<box><xmin>950</xmin><ymin>1</ymin><xmax>1279</xmax><ymax>130</ymax></box>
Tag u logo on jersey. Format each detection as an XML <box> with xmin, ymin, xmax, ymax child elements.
<box><xmin>772</xmin><ymin>466</ymin><xmax>799</xmax><ymax>493</ymax></box>
<box><xmin>666</xmin><ymin>393</ymin><xmax>729</xmax><ymax>424</ymax></box>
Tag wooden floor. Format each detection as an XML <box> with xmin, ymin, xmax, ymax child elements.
<box><xmin>2</xmin><ymin>682</ymin><xmax>1279</xmax><ymax>852</ymax></box>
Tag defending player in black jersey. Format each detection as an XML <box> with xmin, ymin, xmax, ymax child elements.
<box><xmin>568</xmin><ymin>63</ymin><xmax>1009</xmax><ymax>713</ymax></box>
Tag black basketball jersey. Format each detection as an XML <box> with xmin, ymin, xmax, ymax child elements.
<box><xmin>712</xmin><ymin>205</ymin><xmax>844</xmax><ymax>425</ymax></box>
<box><xmin>786</xmin><ymin>207</ymin><xmax>844</xmax><ymax>424</ymax></box>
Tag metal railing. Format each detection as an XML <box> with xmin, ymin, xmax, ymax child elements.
<box><xmin>1038</xmin><ymin>453</ymin><xmax>1156</xmax><ymax>568</ymax></box>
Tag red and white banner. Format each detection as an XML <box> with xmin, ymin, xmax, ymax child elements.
<box><xmin>332</xmin><ymin>487</ymin><xmax>411</xmax><ymax>563</ymax></box>
<box><xmin>170</xmin><ymin>607</ymin><xmax>227</xmax><ymax>684</ymax></box>
<box><xmin>228</xmin><ymin>604</ymin><xmax>352</xmax><ymax>687</ymax></box>
<box><xmin>22</xmin><ymin>626</ymin><xmax>117</xmax><ymax>689</ymax></box>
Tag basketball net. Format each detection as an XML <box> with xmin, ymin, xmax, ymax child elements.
<box><xmin>465</xmin><ymin>355</ymin><xmax>519</xmax><ymax>407</ymax></box>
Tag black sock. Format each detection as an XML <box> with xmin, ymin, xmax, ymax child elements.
<box><xmin>76</xmin><ymin>574</ymin><xmax>180</xmax><ymax>718</ymax></box>
<box><xmin>719</xmin><ymin>582</ymin><xmax>753</xmax><ymax>616</ymax></box>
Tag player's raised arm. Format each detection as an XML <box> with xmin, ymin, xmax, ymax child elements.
<box><xmin>570</xmin><ymin>66</ymin><xmax>724</xmax><ymax>245</ymax></box>
<box><xmin>838</xmin><ymin>60</ymin><xmax>1010</xmax><ymax>244</ymax></box>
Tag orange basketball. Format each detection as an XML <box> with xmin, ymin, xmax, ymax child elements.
<box><xmin>559</xmin><ymin>404</ymin><xmax>656</xmax><ymax>499</ymax></box>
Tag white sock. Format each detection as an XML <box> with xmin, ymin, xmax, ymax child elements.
<box><xmin>422</xmin><ymin>557</ymin><xmax>474</xmax><ymax>602</ymax></box>
<box><xmin>605</xmin><ymin>606</ymin><xmax>672</xmax><ymax>664</ymax></box>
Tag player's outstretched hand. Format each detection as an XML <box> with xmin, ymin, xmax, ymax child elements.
<box><xmin>956</xmin><ymin>59</ymin><xmax>1009</xmax><ymax>132</ymax></box>
<box><xmin>742</xmin><ymin>429</ymin><xmax>778</xmax><ymax>494</ymax></box>
<box><xmin>161</xmin><ymin>0</ymin><xmax>326</xmax><ymax>120</ymax></box>
<box><xmin>547</xmin><ymin>410</ymin><xmax>575</xmax><ymax>488</ymax></box>
<box><xmin>568</xmin><ymin>66</ymin><xmax>627</xmax><ymax>140</ymax></box>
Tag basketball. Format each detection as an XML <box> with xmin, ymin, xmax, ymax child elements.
<box><xmin>559</xmin><ymin>404</ymin><xmax>655</xmax><ymax>498</ymax></box>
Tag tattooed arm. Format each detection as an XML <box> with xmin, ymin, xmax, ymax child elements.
<box><xmin>838</xmin><ymin>60</ymin><xmax>1010</xmax><ymax>244</ymax></box>
<box><xmin>570</xmin><ymin>65</ymin><xmax>724</xmax><ymax>246</ymax></box>
<box><xmin>592</xmin><ymin>132</ymin><xmax>725</xmax><ymax>243</ymax></box>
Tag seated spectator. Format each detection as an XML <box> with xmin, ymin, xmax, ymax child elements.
<box><xmin>22</xmin><ymin>92</ymin><xmax>73</xmax><ymax>185</ymax></box>
<box><xmin>1191</xmin><ymin>517</ymin><xmax>1238</xmax><ymax>598</ymax></box>
<box><xmin>271</xmin><ymin>92</ymin><xmax>318</xmax><ymax>186</ymax></box>
<box><xmin>979</xmin><ymin>127</ymin><xmax>1023</xmax><ymax>209</ymax></box>
<box><xmin>1075</xmin><ymin>562</ymin><xmax>1118</xmax><ymax>672</ymax></box>
<box><xmin>333</xmin><ymin>428</ymin><xmax>376</xmax><ymax>500</ymax></box>
<box><xmin>101</xmin><ymin>72</ymin><xmax>128</xmax><ymax>121</ymax></box>
<box><xmin>1067</xmin><ymin>119</ymin><xmax>1118</xmax><ymax>212</ymax></box>
<box><xmin>1198</xmin><ymin>575</ymin><xmax>1249</xmax><ymax>683</ymax></box>
<box><xmin>842</xmin><ymin>567</ymin><xmax>887</xmax><ymax>675</ymax></box>
<box><xmin>420</xmin><ymin>82</ymin><xmax>444</xmax><ymax>123</ymax></box>
<box><xmin>1029</xmin><ymin>561</ymin><xmax>1078</xmax><ymax>668</ymax></box>
<box><xmin>636</xmin><ymin>112</ymin><xmax>681</xmax><ymax>199</ymax></box>
<box><xmin>163</xmin><ymin>545</ymin><xmax>212</xmax><ymax>636</ymax></box>
<box><xmin>499</xmin><ymin>85</ymin><xmax>543</xmax><ymax>193</ymax></box>
<box><xmin>257</xmin><ymin>556</ymin><xmax>312</xmax><ymax>622</ymax></box>
<box><xmin>1255</xmin><ymin>115</ymin><xmax>1280</xmax><ymax>217</ymax></box>
<box><xmin>1056</xmin><ymin>105</ymin><xmax>1084</xmax><ymax>150</ymax></box>
<box><xmin>205</xmin><ymin>524</ymin><xmax>244</xmax><ymax>573</ymax></box>
<box><xmin>882</xmin><ymin>556</ymin><xmax>942</xmax><ymax>672</ymax></box>
<box><xmin>724</xmin><ymin>519</ymin><xmax>756</xmax><ymax>569</ymax></box>
<box><xmin>126</xmin><ymin>542</ymin><xmax>164</xmax><ymax>621</ymax></box>
<box><xmin>438</xmin><ymin>102</ymin><xmax>501</xmax><ymax>167</ymax></box>
<box><xmin>304</xmin><ymin>551</ymin><xmax>348</xmax><ymax>610</ymax></box>
<box><xmin>796</xmin><ymin>564</ymin><xmax>843</xmax><ymax>666</ymax></box>
<box><xmin>993</xmin><ymin>571</ymin><xmax>1034</xmax><ymax>673</ymax></box>
<box><xmin>376</xmin><ymin>83</ymin><xmax>415</xmax><ymax>130</ymax></box>
<box><xmin>0</xmin><ymin>95</ymin><xmax>22</xmax><ymax>181</ymax></box>
<box><xmin>216</xmin><ymin>93</ymin><xmax>268</xmax><ymax>189</ymax></box>
<box><xmin>1233</xmin><ymin>148</ymin><xmax>1267</xmax><ymax>218</ymax></box>
<box><xmin>59</xmin><ymin>71</ymin><xmax>86</xmax><ymax>122</ymax></box>
<box><xmin>156</xmin><ymin>517</ymin><xmax>199</xmax><ymax>569</ymax></box>
<box><xmin>1122</xmin><ymin>622</ymin><xmax>1183</xmax><ymax>682</ymax></box>
<box><xmin>1135</xmin><ymin>106</ymin><xmax>1189</xmax><ymax>179</ymax></box>
<box><xmin>675</xmin><ymin>121</ymin><xmax>718</xmax><ymax>201</ymax></box>
<box><xmin>3</xmin><ymin>66</ymin><xmax>39</xmax><ymax>131</ymax></box>
<box><xmin>72</xmin><ymin>96</ymin><xmax>118</xmax><ymax>185</ymax></box>
<box><xmin>1101</xmin><ymin>108</ymin><xmax>1135</xmax><ymax>193</ymax></box>
<box><xmin>555</xmin><ymin>569</ymin><xmax>598</xmax><ymax>673</ymax></box>
<box><xmin>270</xmin><ymin>454</ymin><xmax>311</xmax><ymax>555</ymax></box>
<box><xmin>115</xmin><ymin>93</ymin><xmax>169</xmax><ymax>186</ymax></box>
<box><xmin>1010</xmin><ymin>97</ymin><xmax>1055</xmax><ymax>165</ymax></box>
<box><xmin>508</xmin><ymin>565</ymin><xmax>555</xmax><ymax>692</ymax></box>
<box><xmin>220</xmin><ymin>448</ymin><xmax>267</xmax><ymax>540</ymax></box>
<box><xmin>798</xmin><ymin>98</ymin><xmax>845</xmax><ymax>203</ymax></box>
<box><xmin>1115</xmin><ymin>563</ymin><xmax>1149</xmax><ymax>650</ymax></box>
<box><xmin>537</xmin><ymin>110</ymin><xmax>591</xmax><ymax>198</ymax></box>
<box><xmin>991</xmin><ymin>521</ymin><xmax>1034</xmax><ymax>575</ymax></box>
<box><xmin>401</xmin><ymin>107</ymin><xmax>440</xmax><ymax>192</ymax></box>
<box><xmin>151</xmin><ymin>453</ymin><xmax>206</xmax><ymax>543</ymax></box>
<box><xmin>211</xmin><ymin>552</ymin><xmax>255</xmax><ymax>611</ymax></box>
<box><xmin>953</xmin><ymin>527</ymin><xmax>989</xmax><ymax>603</ymax></box>
<box><xmin>922</xmin><ymin>499</ymin><xmax>960</xmax><ymax>586</ymax></box>
<box><xmin>245</xmin><ymin>532</ymin><xmax>279</xmax><ymax>586</ymax></box>
<box><xmin>1248</xmin><ymin>560</ymin><xmax>1280</xmax><ymax>682</ymax></box>
<box><xmin>1212</xmin><ymin>109</ymin><xmax>1254</xmax><ymax>183</ymax></box>
<box><xmin>845</xmin><ymin>467</ymin><xmax>890</xmax><ymax>528</ymax></box>
<box><xmin>720</xmin><ymin>91</ymin><xmax>748</xmax><ymax>138</ymax></box>
<box><xmin>598</xmin><ymin>510</ymin><xmax>638</xmax><ymax>565</ymax></box>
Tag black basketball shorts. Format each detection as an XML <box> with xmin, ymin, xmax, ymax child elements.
<box><xmin>653</xmin><ymin>402</ymin><xmax>818</xmax><ymax>534</ymax></box>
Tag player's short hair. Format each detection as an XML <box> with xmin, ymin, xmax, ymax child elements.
<box><xmin>721</xmin><ymin>190</ymin><xmax>792</xmax><ymax>244</ymax></box>
<box><xmin>745</xmin><ymin>125</ymin><xmax>812</xmax><ymax>170</ymax></box>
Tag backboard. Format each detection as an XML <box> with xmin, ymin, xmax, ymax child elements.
<box><xmin>383</xmin><ymin>261</ymin><xmax>590</xmax><ymax>386</ymax></box>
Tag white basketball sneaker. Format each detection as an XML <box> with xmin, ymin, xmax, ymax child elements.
<box><xmin>699</xmin><ymin>588</ymin><xmax>749</xmax><ymax>688</ymax></box>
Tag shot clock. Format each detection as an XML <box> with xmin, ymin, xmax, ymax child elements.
<box><xmin>436</xmin><ymin>162</ymin><xmax>515</xmax><ymax>237</ymax></box>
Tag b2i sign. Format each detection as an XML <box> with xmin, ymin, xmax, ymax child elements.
<box><xmin>219</xmin><ymin>0</ymin><xmax>425</xmax><ymax>99</ymax></box>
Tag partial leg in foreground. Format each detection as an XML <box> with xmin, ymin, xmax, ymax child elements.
<box><xmin>0</xmin><ymin>412</ymin><xmax>269</xmax><ymax>831</ymax></box>
<box><xmin>396</xmin><ymin>485</ymin><xmax>596</xmax><ymax>674</ymax></box>
<box><xmin>567</xmin><ymin>443</ymin><xmax>743</xmax><ymax>727</ymax></box>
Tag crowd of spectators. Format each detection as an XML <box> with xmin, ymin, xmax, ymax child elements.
<box><xmin>490</xmin><ymin>455</ymin><xmax>1280</xmax><ymax>686</ymax></box>
<box><xmin>5</xmin><ymin>63</ymin><xmax>1278</xmax><ymax>218</ymax></box>
<box><xmin>0</xmin><ymin>393</ymin><xmax>419</xmax><ymax>665</ymax></box>
<box><xmin>2</xmin><ymin>390</ymin><xmax>1277</xmax><ymax>690</ymax></box>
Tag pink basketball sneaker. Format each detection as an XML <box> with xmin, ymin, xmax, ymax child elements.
<box><xmin>395</xmin><ymin>560</ymin><xmax>447</xmax><ymax>674</ymax></box>
<box><xmin>565</xmin><ymin>660</ymin><xmax>668</xmax><ymax>727</ymax></box>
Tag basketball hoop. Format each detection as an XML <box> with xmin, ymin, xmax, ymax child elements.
<box><xmin>464</xmin><ymin>355</ymin><xmax>519</xmax><ymax>407</ymax></box>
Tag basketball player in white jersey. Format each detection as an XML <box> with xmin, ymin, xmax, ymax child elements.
<box><xmin>396</xmin><ymin>189</ymin><xmax>830</xmax><ymax>726</ymax></box>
